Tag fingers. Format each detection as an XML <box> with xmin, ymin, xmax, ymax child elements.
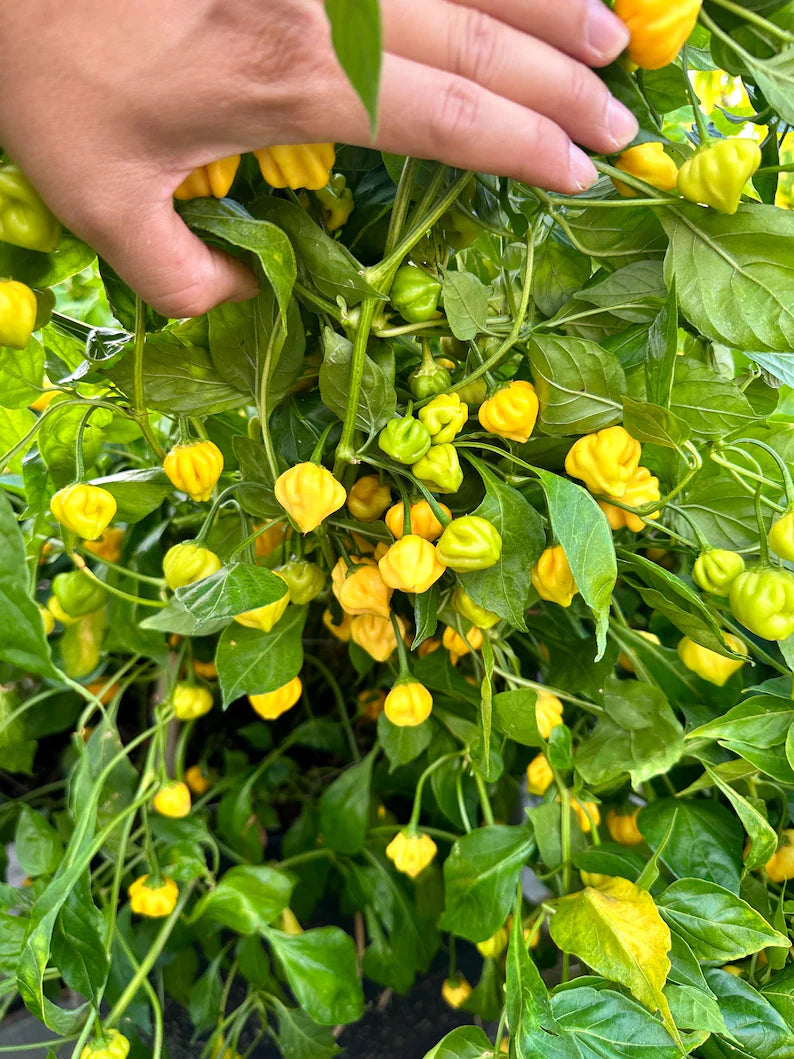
<box><xmin>382</xmin><ymin>0</ymin><xmax>637</xmax><ymax>156</ymax></box>
<box><xmin>447</xmin><ymin>0</ymin><xmax>630</xmax><ymax>67</ymax></box>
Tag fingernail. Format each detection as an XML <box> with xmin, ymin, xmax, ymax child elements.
<box><xmin>606</xmin><ymin>98</ymin><xmax>639</xmax><ymax>148</ymax></box>
<box><xmin>569</xmin><ymin>145</ymin><xmax>597</xmax><ymax>192</ymax></box>
<box><xmin>586</xmin><ymin>0</ymin><xmax>631</xmax><ymax>61</ymax></box>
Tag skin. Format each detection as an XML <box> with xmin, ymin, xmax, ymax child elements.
<box><xmin>0</xmin><ymin>0</ymin><xmax>636</xmax><ymax>318</ymax></box>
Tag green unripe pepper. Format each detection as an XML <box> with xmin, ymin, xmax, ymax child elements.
<box><xmin>52</xmin><ymin>570</ymin><xmax>107</xmax><ymax>617</ymax></box>
<box><xmin>390</xmin><ymin>265</ymin><xmax>442</xmax><ymax>323</ymax></box>
<box><xmin>277</xmin><ymin>561</ymin><xmax>326</xmax><ymax>605</ymax></box>
<box><xmin>436</xmin><ymin>515</ymin><xmax>503</xmax><ymax>572</ymax></box>
<box><xmin>0</xmin><ymin>165</ymin><xmax>61</xmax><ymax>252</ymax></box>
<box><xmin>677</xmin><ymin>138</ymin><xmax>762</xmax><ymax>215</ymax></box>
<box><xmin>730</xmin><ymin>566</ymin><xmax>794</xmax><ymax>641</ymax></box>
<box><xmin>409</xmin><ymin>363</ymin><xmax>452</xmax><ymax>400</ymax></box>
<box><xmin>692</xmin><ymin>548</ymin><xmax>745</xmax><ymax>596</ymax></box>
<box><xmin>769</xmin><ymin>509</ymin><xmax>794</xmax><ymax>563</ymax></box>
<box><xmin>378</xmin><ymin>415</ymin><xmax>432</xmax><ymax>464</ymax></box>
<box><xmin>454</xmin><ymin>378</ymin><xmax>488</xmax><ymax>407</ymax></box>
<box><xmin>412</xmin><ymin>444</ymin><xmax>463</xmax><ymax>493</ymax></box>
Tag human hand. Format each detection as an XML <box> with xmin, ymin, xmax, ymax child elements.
<box><xmin>0</xmin><ymin>0</ymin><xmax>635</xmax><ymax>317</ymax></box>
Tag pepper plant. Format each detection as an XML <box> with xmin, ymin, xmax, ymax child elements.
<box><xmin>4</xmin><ymin>2</ymin><xmax>794</xmax><ymax>1057</ymax></box>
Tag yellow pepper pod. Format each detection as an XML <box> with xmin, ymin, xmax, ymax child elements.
<box><xmin>570</xmin><ymin>798</ymin><xmax>601</xmax><ymax>834</ymax></box>
<box><xmin>618</xmin><ymin>630</ymin><xmax>661</xmax><ymax>673</ymax></box>
<box><xmin>378</xmin><ymin>535</ymin><xmax>446</xmax><ymax>594</ymax></box>
<box><xmin>677</xmin><ymin>138</ymin><xmax>762</xmax><ymax>215</ymax></box>
<box><xmin>526</xmin><ymin>753</ymin><xmax>554</xmax><ymax>796</ymax></box>
<box><xmin>234</xmin><ymin>573</ymin><xmax>290</xmax><ymax>632</ymax></box>
<box><xmin>162</xmin><ymin>541</ymin><xmax>222</xmax><ymax>589</ymax></box>
<box><xmin>40</xmin><ymin>605</ymin><xmax>55</xmax><ymax>636</ymax></box>
<box><xmin>0</xmin><ymin>279</ymin><xmax>37</xmax><ymax>349</ymax></box>
<box><xmin>612</xmin><ymin>142</ymin><xmax>679</xmax><ymax>197</ymax></box>
<box><xmin>275</xmin><ymin>462</ymin><xmax>346</xmax><ymax>533</ymax></box>
<box><xmin>476</xmin><ymin>925</ymin><xmax>508</xmax><ymax>959</ymax></box>
<box><xmin>535</xmin><ymin>690</ymin><xmax>564</xmax><ymax>740</ymax></box>
<box><xmin>46</xmin><ymin>595</ymin><xmax>77</xmax><ymax>626</ymax></box>
<box><xmin>322</xmin><ymin>607</ymin><xmax>353</xmax><ymax>641</ymax></box>
<box><xmin>766</xmin><ymin>830</ymin><xmax>794</xmax><ymax>883</ymax></box>
<box><xmin>531</xmin><ymin>545</ymin><xmax>579</xmax><ymax>607</ymax></box>
<box><xmin>128</xmin><ymin>874</ymin><xmax>179</xmax><ymax>917</ymax></box>
<box><xmin>452</xmin><ymin>587</ymin><xmax>499</xmax><ymax>630</ymax></box>
<box><xmin>477</xmin><ymin>380</ymin><xmax>539</xmax><ymax>443</ymax></box>
<box><xmin>598</xmin><ymin>466</ymin><xmax>660</xmax><ymax>532</ymax></box>
<box><xmin>314</xmin><ymin>175</ymin><xmax>355</xmax><ymax>231</ymax></box>
<box><xmin>442</xmin><ymin>624</ymin><xmax>483</xmax><ymax>658</ymax></box>
<box><xmin>254</xmin><ymin>143</ymin><xmax>336</xmax><ymax>191</ymax></box>
<box><xmin>184</xmin><ymin>764</ymin><xmax>212</xmax><ymax>796</ymax></box>
<box><xmin>332</xmin><ymin>557</ymin><xmax>392</xmax><ymax>619</ymax></box>
<box><xmin>614</xmin><ymin>0</ymin><xmax>702</xmax><ymax>70</ymax></box>
<box><xmin>417</xmin><ymin>637</ymin><xmax>441</xmax><ymax>658</ymax></box>
<box><xmin>347</xmin><ymin>474</ymin><xmax>392</xmax><ymax>522</ymax></box>
<box><xmin>358</xmin><ymin>687</ymin><xmax>387</xmax><ymax>720</ymax></box>
<box><xmin>51</xmin><ymin>483</ymin><xmax>117</xmax><ymax>540</ymax></box>
<box><xmin>418</xmin><ymin>392</ymin><xmax>468</xmax><ymax>445</ymax></box>
<box><xmin>677</xmin><ymin>634</ymin><xmax>747</xmax><ymax>686</ymax></box>
<box><xmin>441</xmin><ymin>975</ymin><xmax>472</xmax><ymax>1009</ymax></box>
<box><xmin>80</xmin><ymin>1028</ymin><xmax>130</xmax><ymax>1059</ymax></box>
<box><xmin>248</xmin><ymin>675</ymin><xmax>303</xmax><ymax>720</ymax></box>
<box><xmin>254</xmin><ymin>521</ymin><xmax>288</xmax><ymax>558</ymax></box>
<box><xmin>565</xmin><ymin>426</ymin><xmax>642</xmax><ymax>497</ymax></box>
<box><xmin>606</xmin><ymin>807</ymin><xmax>644</xmax><ymax>846</ymax></box>
<box><xmin>350</xmin><ymin>613</ymin><xmax>406</xmax><ymax>662</ymax></box>
<box><xmin>153</xmin><ymin>780</ymin><xmax>191</xmax><ymax>819</ymax></box>
<box><xmin>172</xmin><ymin>682</ymin><xmax>214</xmax><ymax>720</ymax></box>
<box><xmin>83</xmin><ymin>527</ymin><xmax>124</xmax><ymax>564</ymax></box>
<box><xmin>163</xmin><ymin>441</ymin><xmax>224</xmax><ymax>503</ymax></box>
<box><xmin>174</xmin><ymin>155</ymin><xmax>241</xmax><ymax>200</ymax></box>
<box><xmin>192</xmin><ymin>658</ymin><xmax>217</xmax><ymax>679</ymax></box>
<box><xmin>385</xmin><ymin>499</ymin><xmax>450</xmax><ymax>541</ymax></box>
<box><xmin>385</xmin><ymin>830</ymin><xmax>438</xmax><ymax>878</ymax></box>
<box><xmin>384</xmin><ymin>680</ymin><xmax>433</xmax><ymax>727</ymax></box>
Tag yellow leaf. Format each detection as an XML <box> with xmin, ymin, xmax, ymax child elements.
<box><xmin>548</xmin><ymin>876</ymin><xmax>681</xmax><ymax>1047</ymax></box>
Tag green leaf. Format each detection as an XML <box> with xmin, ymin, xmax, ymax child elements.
<box><xmin>666</xmin><ymin>983</ymin><xmax>729</xmax><ymax>1036</ymax></box>
<box><xmin>527</xmin><ymin>335</ymin><xmax>625</xmax><ymax>435</ymax></box>
<box><xmin>638</xmin><ymin>798</ymin><xmax>742</xmax><ymax>891</ymax></box>
<box><xmin>174</xmin><ymin>562</ymin><xmax>288</xmax><ymax>634</ymax></box>
<box><xmin>319</xmin><ymin>751</ymin><xmax>374</xmax><ymax>854</ymax></box>
<box><xmin>193</xmin><ymin>865</ymin><xmax>293</xmax><ymax>933</ymax></box>
<box><xmin>0</xmin><ymin>336</ymin><xmax>45</xmax><ymax>409</ymax></box>
<box><xmin>552</xmin><ymin>983</ymin><xmax>682</xmax><ymax>1058</ymax></box>
<box><xmin>0</xmin><ymin>490</ymin><xmax>57</xmax><ymax>678</ymax></box>
<box><xmin>15</xmin><ymin>807</ymin><xmax>64</xmax><ymax>876</ymax></box>
<box><xmin>534</xmin><ymin>469</ymin><xmax>617</xmax><ymax>658</ymax></box>
<box><xmin>319</xmin><ymin>327</ymin><xmax>395</xmax><ymax>438</ymax></box>
<box><xmin>645</xmin><ymin>280</ymin><xmax>678</xmax><ymax>409</ymax></box>
<box><xmin>0</xmin><ymin>406</ymin><xmax>36</xmax><ymax>473</ymax></box>
<box><xmin>38</xmin><ymin>402</ymin><xmax>114</xmax><ymax>487</ymax></box>
<box><xmin>441</xmin><ymin>270</ymin><xmax>489</xmax><ymax>341</ymax></box>
<box><xmin>705</xmin><ymin>766</ymin><xmax>778</xmax><ymax>874</ymax></box>
<box><xmin>215</xmin><ymin>605</ymin><xmax>307</xmax><ymax>707</ymax></box>
<box><xmin>492</xmin><ymin>688</ymin><xmax>542</xmax><ymax>747</ymax></box>
<box><xmin>268</xmin><ymin>926</ymin><xmax>365</xmax><ymax>1025</ymax></box>
<box><xmin>51</xmin><ymin>872</ymin><xmax>108</xmax><ymax>1004</ymax></box>
<box><xmin>0</xmin><ymin>235</ymin><xmax>95</xmax><ymax>288</ymax></box>
<box><xmin>700</xmin><ymin>967</ymin><xmax>794</xmax><ymax>1059</ymax></box>
<box><xmin>377</xmin><ymin>711</ymin><xmax>433</xmax><ymax>770</ymax></box>
<box><xmin>423</xmin><ymin>1027</ymin><xmax>496</xmax><ymax>1059</ymax></box>
<box><xmin>688</xmin><ymin>694</ymin><xmax>794</xmax><ymax>747</ymax></box>
<box><xmin>662</xmin><ymin>203</ymin><xmax>794</xmax><ymax>353</ymax></box>
<box><xmin>533</xmin><ymin>238</ymin><xmax>592</xmax><ymax>318</ymax></box>
<box><xmin>622</xmin><ymin>396</ymin><xmax>691</xmax><ymax>450</ymax></box>
<box><xmin>671</xmin><ymin>357</ymin><xmax>756</xmax><ymax>439</ymax></box>
<box><xmin>273</xmin><ymin>998</ymin><xmax>341</xmax><ymax>1059</ymax></box>
<box><xmin>325</xmin><ymin>0</ymin><xmax>381</xmax><ymax>133</ymax></box>
<box><xmin>658</xmin><ymin>879</ymin><xmax>789</xmax><ymax>962</ymax></box>
<box><xmin>90</xmin><ymin>467</ymin><xmax>171</xmax><ymax>523</ymax></box>
<box><xmin>440</xmin><ymin>825</ymin><xmax>534</xmax><ymax>942</ymax></box>
<box><xmin>0</xmin><ymin>690</ymin><xmax>35</xmax><ymax>774</ymax></box>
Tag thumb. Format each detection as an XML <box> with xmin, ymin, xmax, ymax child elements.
<box><xmin>88</xmin><ymin>195</ymin><xmax>260</xmax><ymax>319</ymax></box>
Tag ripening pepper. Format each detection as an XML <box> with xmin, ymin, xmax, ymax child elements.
<box><xmin>677</xmin><ymin>634</ymin><xmax>747</xmax><ymax>686</ymax></box>
<box><xmin>436</xmin><ymin>515</ymin><xmax>502</xmax><ymax>572</ymax></box>
<box><xmin>193</xmin><ymin>659</ymin><xmax>217</xmax><ymax>680</ymax></box>
<box><xmin>0</xmin><ymin>280</ymin><xmax>37</xmax><ymax>349</ymax></box>
<box><xmin>385</xmin><ymin>829</ymin><xmax>438</xmax><ymax>878</ymax></box>
<box><xmin>153</xmin><ymin>780</ymin><xmax>191</xmax><ymax>819</ymax></box>
<box><xmin>163</xmin><ymin>541</ymin><xmax>222</xmax><ymax>590</ymax></box>
<box><xmin>46</xmin><ymin>595</ymin><xmax>77</xmax><ymax>626</ymax></box>
<box><xmin>40</xmin><ymin>605</ymin><xmax>55</xmax><ymax>636</ymax></box>
<box><xmin>83</xmin><ymin>527</ymin><xmax>124</xmax><ymax>564</ymax></box>
<box><xmin>606</xmin><ymin>808</ymin><xmax>644</xmax><ymax>846</ymax></box>
<box><xmin>128</xmin><ymin>874</ymin><xmax>179</xmax><ymax>917</ymax></box>
<box><xmin>571</xmin><ymin>798</ymin><xmax>601</xmax><ymax>834</ymax></box>
<box><xmin>174</xmin><ymin>155</ymin><xmax>240</xmax><ymax>200</ymax></box>
<box><xmin>441</xmin><ymin>975</ymin><xmax>472</xmax><ymax>1010</ymax></box>
<box><xmin>476</xmin><ymin>926</ymin><xmax>508</xmax><ymax>959</ymax></box>
<box><xmin>351</xmin><ymin>613</ymin><xmax>406</xmax><ymax>662</ymax></box>
<box><xmin>358</xmin><ymin>687</ymin><xmax>387</xmax><ymax>720</ymax></box>
<box><xmin>332</xmin><ymin>557</ymin><xmax>392</xmax><ymax>618</ymax></box>
<box><xmin>378</xmin><ymin>535</ymin><xmax>446</xmax><ymax>594</ymax></box>
<box><xmin>535</xmin><ymin>690</ymin><xmax>564</xmax><ymax>740</ymax></box>
<box><xmin>391</xmin><ymin>265</ymin><xmax>442</xmax><ymax>324</ymax></box>
<box><xmin>255</xmin><ymin>521</ymin><xmax>288</xmax><ymax>558</ymax></box>
<box><xmin>526</xmin><ymin>753</ymin><xmax>554</xmax><ymax>795</ymax></box>
<box><xmin>531</xmin><ymin>545</ymin><xmax>579</xmax><ymax>607</ymax></box>
<box><xmin>235</xmin><ymin>573</ymin><xmax>290</xmax><ymax>632</ymax></box>
<box><xmin>172</xmin><ymin>682</ymin><xmax>214</xmax><ymax>720</ymax></box>
<box><xmin>417</xmin><ymin>637</ymin><xmax>441</xmax><ymax>658</ymax></box>
<box><xmin>322</xmin><ymin>607</ymin><xmax>353</xmax><ymax>641</ymax></box>
<box><xmin>248</xmin><ymin>675</ymin><xmax>303</xmax><ymax>720</ymax></box>
<box><xmin>384</xmin><ymin>680</ymin><xmax>433</xmax><ymax>726</ymax></box>
<box><xmin>442</xmin><ymin>624</ymin><xmax>483</xmax><ymax>658</ymax></box>
<box><xmin>419</xmin><ymin>393</ymin><xmax>468</xmax><ymax>445</ymax></box>
<box><xmin>730</xmin><ymin>567</ymin><xmax>794</xmax><ymax>641</ymax></box>
<box><xmin>0</xmin><ymin>165</ymin><xmax>61</xmax><ymax>252</ymax></box>
<box><xmin>314</xmin><ymin>173</ymin><xmax>354</xmax><ymax>231</ymax></box>
<box><xmin>477</xmin><ymin>381</ymin><xmax>539</xmax><ymax>444</ymax></box>
<box><xmin>163</xmin><ymin>441</ymin><xmax>224</xmax><ymax>502</ymax></box>
<box><xmin>766</xmin><ymin>830</ymin><xmax>794</xmax><ymax>883</ymax></box>
<box><xmin>51</xmin><ymin>483</ymin><xmax>117</xmax><ymax>540</ymax></box>
<box><xmin>454</xmin><ymin>378</ymin><xmax>488</xmax><ymax>407</ymax></box>
<box><xmin>347</xmin><ymin>474</ymin><xmax>392</xmax><ymax>522</ymax></box>
<box><xmin>693</xmin><ymin>548</ymin><xmax>746</xmax><ymax>596</ymax></box>
<box><xmin>613</xmin><ymin>0</ymin><xmax>702</xmax><ymax>70</ymax></box>
<box><xmin>52</xmin><ymin>570</ymin><xmax>107</xmax><ymax>617</ymax></box>
<box><xmin>184</xmin><ymin>764</ymin><xmax>211</xmax><ymax>796</ymax></box>
<box><xmin>565</xmin><ymin>427</ymin><xmax>642</xmax><ymax>498</ymax></box>
<box><xmin>277</xmin><ymin>560</ymin><xmax>326</xmax><ymax>604</ymax></box>
<box><xmin>618</xmin><ymin>629</ymin><xmax>661</xmax><ymax>672</ymax></box>
<box><xmin>84</xmin><ymin>679</ymin><xmax>119</xmax><ymax>705</ymax></box>
<box><xmin>769</xmin><ymin>509</ymin><xmax>794</xmax><ymax>563</ymax></box>
<box><xmin>452</xmin><ymin>587</ymin><xmax>499</xmax><ymax>629</ymax></box>
<box><xmin>210</xmin><ymin>1038</ymin><xmax>241</xmax><ymax>1059</ymax></box>
<box><xmin>677</xmin><ymin>138</ymin><xmax>762</xmax><ymax>215</ymax></box>
<box><xmin>275</xmin><ymin>463</ymin><xmax>347</xmax><ymax>533</ymax></box>
<box><xmin>598</xmin><ymin>466</ymin><xmax>660</xmax><ymax>532</ymax></box>
<box><xmin>254</xmin><ymin>143</ymin><xmax>336</xmax><ymax>190</ymax></box>
<box><xmin>378</xmin><ymin>415</ymin><xmax>432</xmax><ymax>464</ymax></box>
<box><xmin>611</xmin><ymin>142</ymin><xmax>679</xmax><ymax>197</ymax></box>
<box><xmin>385</xmin><ymin>499</ymin><xmax>450</xmax><ymax>541</ymax></box>
<box><xmin>79</xmin><ymin>1029</ymin><xmax>130</xmax><ymax>1059</ymax></box>
<box><xmin>412</xmin><ymin>443</ymin><xmax>463</xmax><ymax>494</ymax></box>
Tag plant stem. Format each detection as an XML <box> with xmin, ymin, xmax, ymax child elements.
<box><xmin>384</xmin><ymin>157</ymin><xmax>419</xmax><ymax>255</ymax></box>
<box><xmin>333</xmin><ymin>296</ymin><xmax>378</xmax><ymax>473</ymax></box>
<box><xmin>133</xmin><ymin>296</ymin><xmax>165</xmax><ymax>460</ymax></box>
<box><xmin>305</xmin><ymin>655</ymin><xmax>360</xmax><ymax>762</ymax></box>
